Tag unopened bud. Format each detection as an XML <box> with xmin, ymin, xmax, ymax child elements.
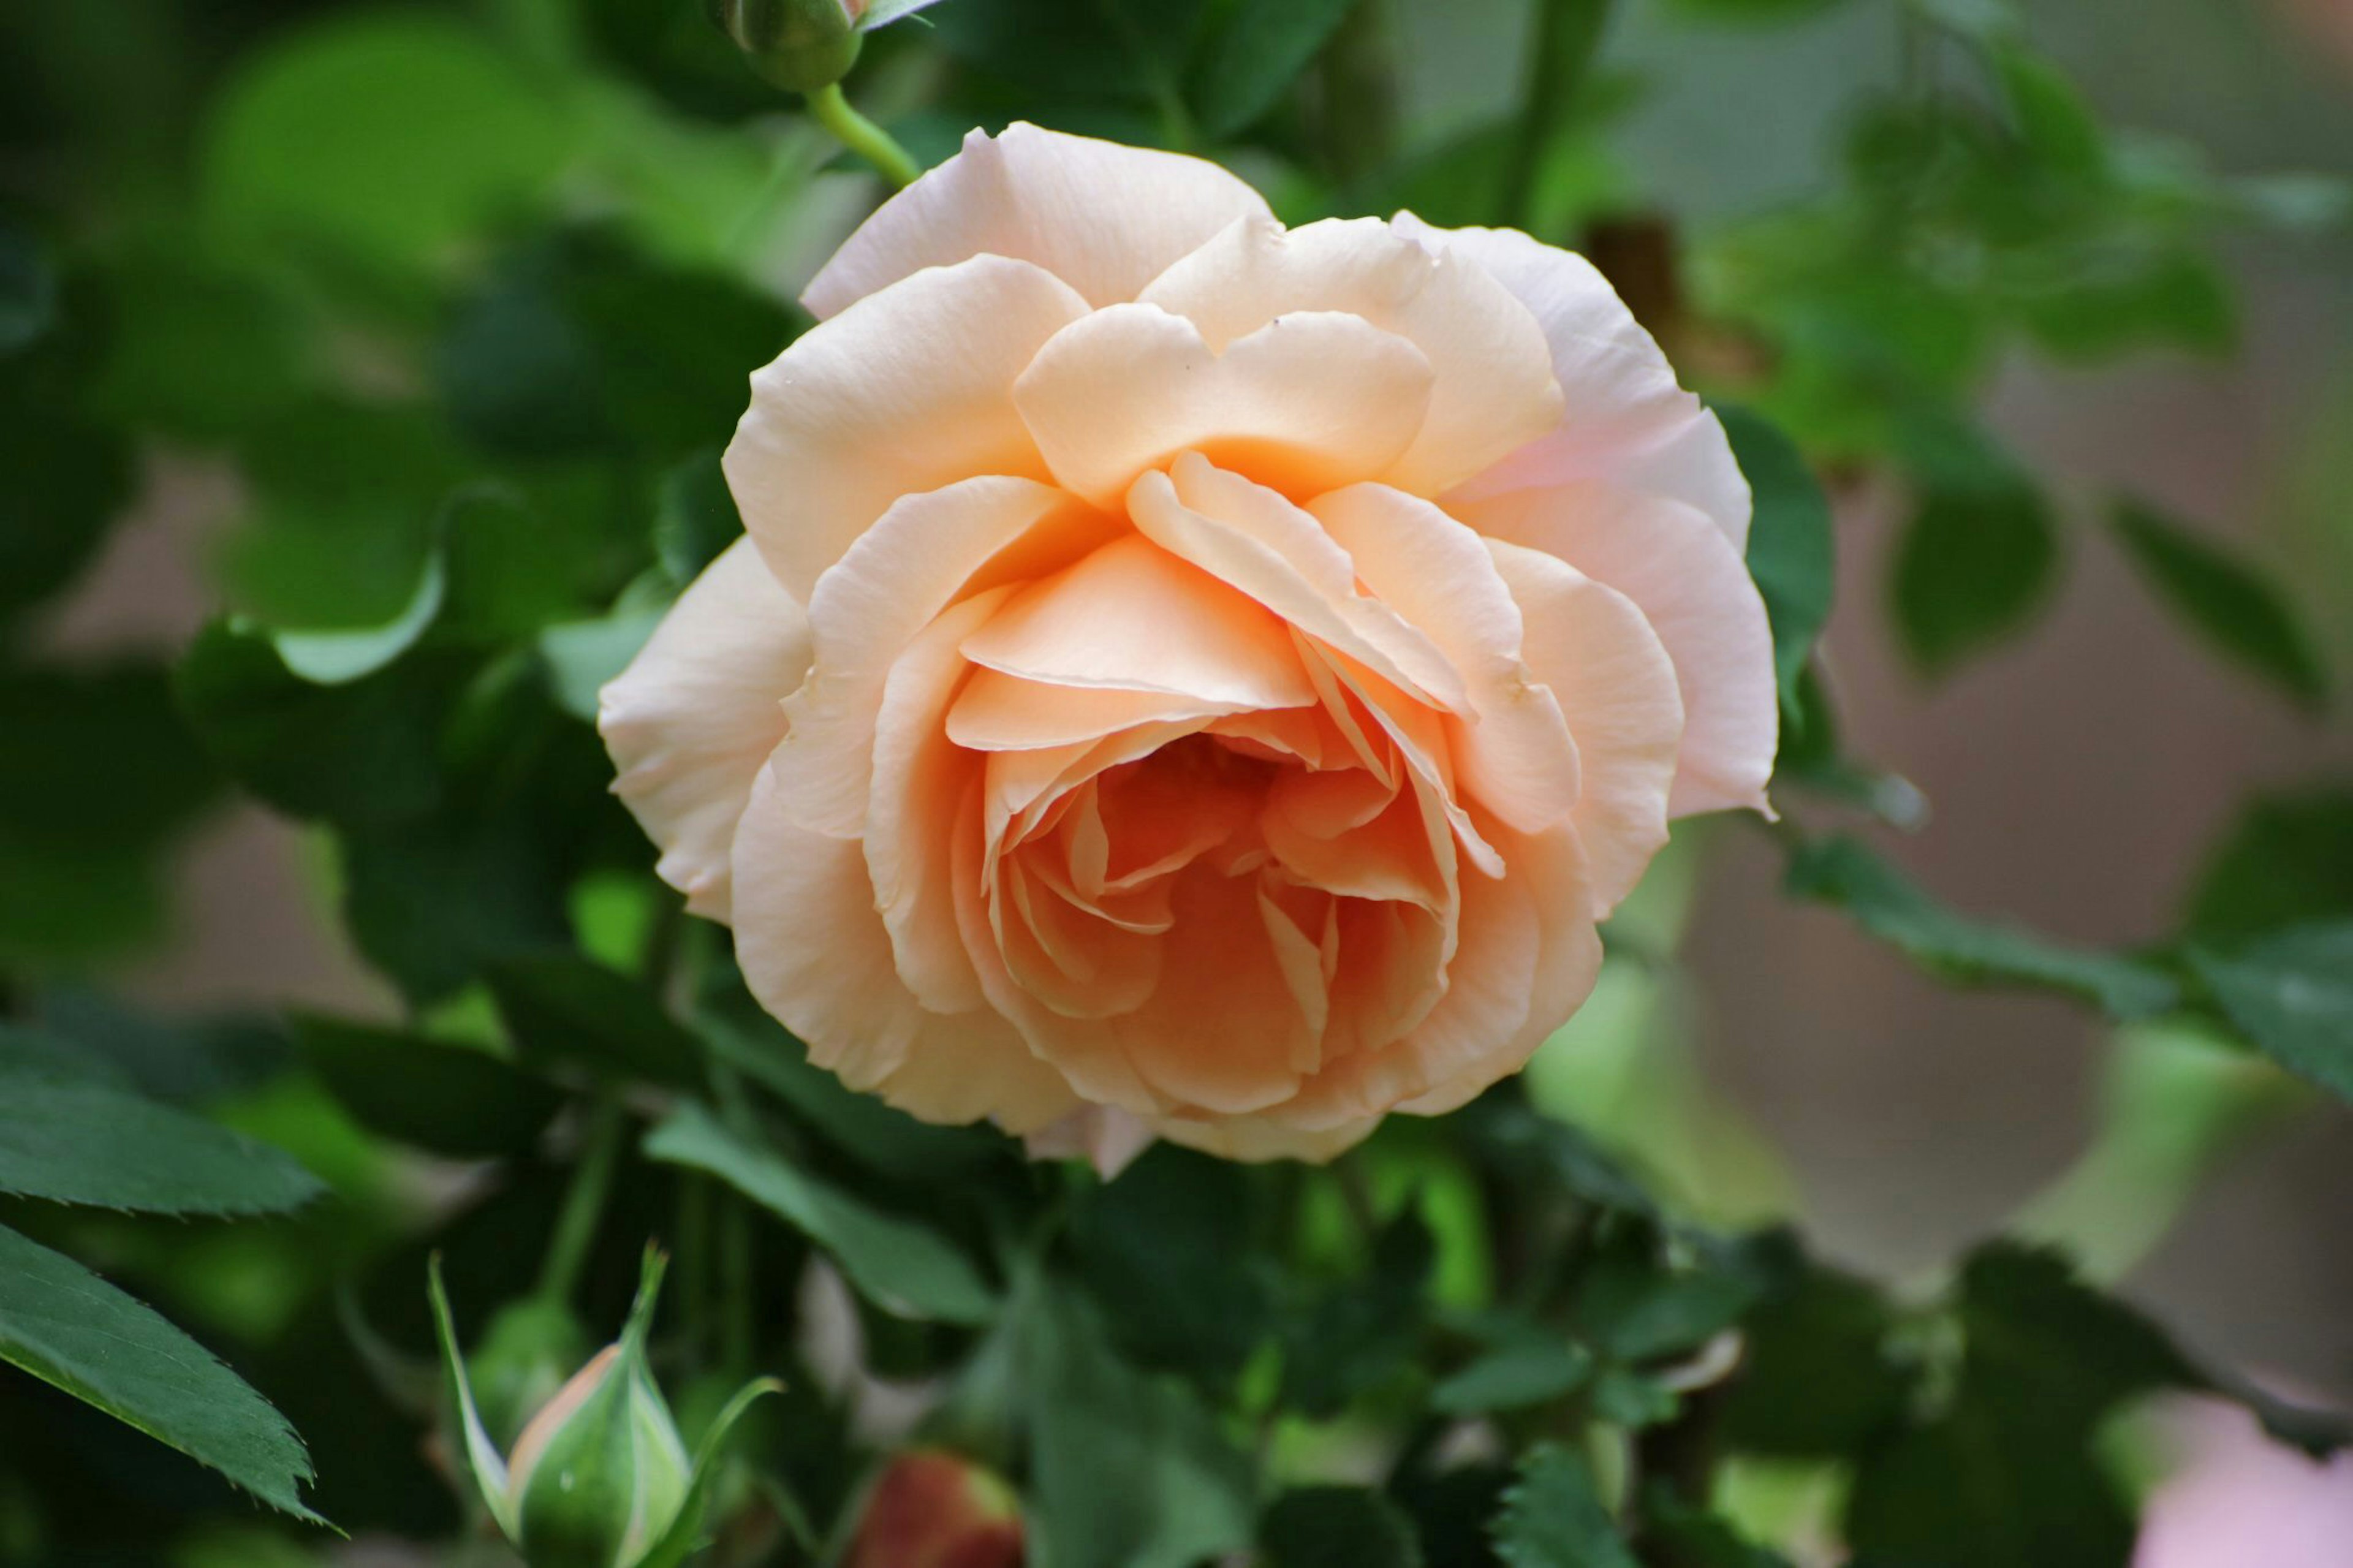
<box><xmin>706</xmin><ymin>0</ymin><xmax>865</xmax><ymax>93</ymax></box>
<box><xmin>471</xmin><ymin>1297</ymin><xmax>591</xmax><ymax>1446</ymax></box>
<box><xmin>846</xmin><ymin>1449</ymin><xmax>1025</xmax><ymax>1568</ymax></box>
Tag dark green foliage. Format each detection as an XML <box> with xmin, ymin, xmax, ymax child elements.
<box><xmin>1721</xmin><ymin>1259</ymin><xmax>1915</xmax><ymax>1457</ymax></box>
<box><xmin>295</xmin><ymin>1015</ymin><xmax>563</xmax><ymax>1159</ymax></box>
<box><xmin>1890</xmin><ymin>455</ymin><xmax>2059</xmax><ymax>678</ymax></box>
<box><xmin>1264</xmin><ymin>1485</ymin><xmax>1425</xmax><ymax>1567</ymax></box>
<box><xmin>489</xmin><ymin>953</ymin><xmax>706</xmax><ymax>1088</ymax></box>
<box><xmin>0</xmin><ymin>1074</ymin><xmax>321</xmax><ymax>1215</ymax></box>
<box><xmin>1491</xmin><ymin>1444</ymin><xmax>1639</xmax><ymax>1568</ymax></box>
<box><xmin>1720</xmin><ymin>404</ymin><xmax>1836</xmax><ymax>725</ymax></box>
<box><xmin>2112</xmin><ymin>498</ymin><xmax>2328</xmax><ymax>710</ymax></box>
<box><xmin>1280</xmin><ymin>1203</ymin><xmax>1436</xmax><ymax>1416</ymax></box>
<box><xmin>2185</xmin><ymin>786</ymin><xmax>2353</xmax><ymax>944</ymax></box>
<box><xmin>1068</xmin><ymin>1143</ymin><xmax>1279</xmax><ymax>1384</ymax></box>
<box><xmin>2191</xmin><ymin>925</ymin><xmax>2353</xmax><ymax>1105</ymax></box>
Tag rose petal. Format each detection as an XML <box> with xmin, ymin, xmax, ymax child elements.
<box><xmin>1311</xmin><ymin>482</ymin><xmax>1582</xmax><ymax>835</ymax></box>
<box><xmin>599</xmin><ymin>539</ymin><xmax>810</xmax><ymax>922</ymax></box>
<box><xmin>1022</xmin><ymin>1104</ymin><xmax>1156</xmax><ymax>1178</ymax></box>
<box><xmin>1396</xmin><ymin>214</ymin><xmax>1750</xmax><ymax>551</ymax></box>
<box><xmin>1012</xmin><ymin>305</ymin><xmax>1434</xmax><ymax>508</ymax></box>
<box><xmin>732</xmin><ymin>765</ymin><xmax>1080</xmax><ymax>1132</ymax></box>
<box><xmin>803</xmin><ymin>123</ymin><xmax>1273</xmax><ymax>317</ymax></box>
<box><xmin>1485</xmin><ymin>537</ymin><xmax>1683</xmax><ymax>912</ymax></box>
<box><xmin>727</xmin><ymin>256</ymin><xmax>1089</xmax><ymax>602</ymax></box>
<box><xmin>1141</xmin><ymin>215</ymin><xmax>1563</xmax><ymax>495</ymax></box>
<box><xmin>1455</xmin><ymin>482</ymin><xmax>1776</xmax><ymax>818</ymax></box>
<box><xmin>775</xmin><ymin>477</ymin><xmax>1102</xmax><ymax>839</ymax></box>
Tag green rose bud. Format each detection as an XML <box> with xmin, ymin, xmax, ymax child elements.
<box><xmin>429</xmin><ymin>1248</ymin><xmax>780</xmax><ymax>1568</ymax></box>
<box><xmin>471</xmin><ymin>1297</ymin><xmax>591</xmax><ymax>1446</ymax></box>
<box><xmin>705</xmin><ymin>0</ymin><xmax>865</xmax><ymax>94</ymax></box>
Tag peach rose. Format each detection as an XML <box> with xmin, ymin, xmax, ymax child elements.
<box><xmin>600</xmin><ymin>124</ymin><xmax>1776</xmax><ymax>1164</ymax></box>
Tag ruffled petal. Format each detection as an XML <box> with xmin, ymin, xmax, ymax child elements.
<box><xmin>599</xmin><ymin>539</ymin><xmax>811</xmax><ymax>922</ymax></box>
<box><xmin>1140</xmin><ymin>215</ymin><xmax>1563</xmax><ymax>495</ymax></box>
<box><xmin>1310</xmin><ymin>483</ymin><xmax>1581</xmax><ymax>836</ymax></box>
<box><xmin>1454</xmin><ymin>482</ymin><xmax>1776</xmax><ymax>818</ymax></box>
<box><xmin>1485</xmin><ymin>538</ymin><xmax>1682</xmax><ymax>913</ymax></box>
<box><xmin>732</xmin><ymin>764</ymin><xmax>1080</xmax><ymax>1132</ymax></box>
<box><xmin>775</xmin><ymin>477</ymin><xmax>1102</xmax><ymax>839</ymax></box>
<box><xmin>727</xmin><ymin>256</ymin><xmax>1089</xmax><ymax>602</ymax></box>
<box><xmin>803</xmin><ymin>122</ymin><xmax>1274</xmax><ymax>317</ymax></box>
<box><xmin>1012</xmin><ymin>304</ymin><xmax>1434</xmax><ymax>508</ymax></box>
<box><xmin>1395</xmin><ymin>214</ymin><xmax>1750</xmax><ymax>551</ymax></box>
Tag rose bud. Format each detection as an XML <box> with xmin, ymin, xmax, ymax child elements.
<box><xmin>429</xmin><ymin>1248</ymin><xmax>779</xmax><ymax>1568</ymax></box>
<box><xmin>469</xmin><ymin>1296</ymin><xmax>591</xmax><ymax>1446</ymax></box>
<box><xmin>705</xmin><ymin>0</ymin><xmax>864</xmax><ymax>93</ymax></box>
<box><xmin>845</xmin><ymin>1449</ymin><xmax>1024</xmax><ymax>1568</ymax></box>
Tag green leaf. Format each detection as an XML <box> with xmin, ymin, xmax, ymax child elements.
<box><xmin>202</xmin><ymin>12</ymin><xmax>570</xmax><ymax>270</ymax></box>
<box><xmin>426</xmin><ymin>1254</ymin><xmax>520</xmax><ymax>1538</ymax></box>
<box><xmin>1015</xmin><ymin>1272</ymin><xmax>1256</xmax><ymax>1568</ymax></box>
<box><xmin>271</xmin><ymin>550</ymin><xmax>447</xmax><ymax>686</ymax></box>
<box><xmin>1263</xmin><ymin>1486</ymin><xmax>1425</xmax><ymax>1568</ymax></box>
<box><xmin>1493</xmin><ymin>1444</ymin><xmax>1638</xmax><ymax>1568</ymax></box>
<box><xmin>1890</xmin><ymin>463</ymin><xmax>2058</xmax><ymax>678</ymax></box>
<box><xmin>2185</xmin><ymin>786</ymin><xmax>2353</xmax><ymax>945</ymax></box>
<box><xmin>1069</xmin><ymin>1143</ymin><xmax>1279</xmax><ymax>1384</ymax></box>
<box><xmin>1641</xmin><ymin>1490</ymin><xmax>1795</xmax><ymax>1568</ymax></box>
<box><xmin>1572</xmin><ymin>1228</ymin><xmax>1768</xmax><ymax>1363</ymax></box>
<box><xmin>1719</xmin><ymin>1259</ymin><xmax>1914</xmax><ymax>1457</ymax></box>
<box><xmin>2191</xmin><ymin>924</ymin><xmax>2353</xmax><ymax>1104</ymax></box>
<box><xmin>90</xmin><ymin>247</ymin><xmax>305</xmax><ymax>443</ymax></box>
<box><xmin>633</xmin><ymin>1374</ymin><xmax>785</xmax><ymax>1568</ymax></box>
<box><xmin>540</xmin><ymin>605</ymin><xmax>667</xmax><ymax>722</ymax></box>
<box><xmin>0</xmin><ymin>1223</ymin><xmax>322</xmax><ymax>1523</ymax></box>
<box><xmin>654</xmin><ymin>449</ymin><xmax>741</xmax><ymax>587</ymax></box>
<box><xmin>928</xmin><ymin>0</ymin><xmax>1210</xmax><ymax>100</ymax></box>
<box><xmin>0</xmin><ymin>1072</ymin><xmax>320</xmax><ymax>1215</ymax></box>
<box><xmin>0</xmin><ymin>384</ymin><xmax>132</xmax><ymax>631</ymax></box>
<box><xmin>2111</xmin><ymin>498</ymin><xmax>2327</xmax><ymax>710</ymax></box>
<box><xmin>0</xmin><ymin>216</ymin><xmax>56</xmax><ymax>354</ymax></box>
<box><xmin>487</xmin><ymin>953</ymin><xmax>704</xmax><ymax>1089</ymax></box>
<box><xmin>644</xmin><ymin>1102</ymin><xmax>998</xmax><ymax>1324</ymax></box>
<box><xmin>1189</xmin><ymin>0</ymin><xmax>1362</xmax><ymax>138</ymax></box>
<box><xmin>1846</xmin><ymin>1244</ymin><xmax>2193</xmax><ymax>1568</ymax></box>
<box><xmin>1281</xmin><ymin>1205</ymin><xmax>1434</xmax><ymax>1417</ymax></box>
<box><xmin>0</xmin><ymin>1022</ymin><xmax>132</xmax><ymax>1086</ymax></box>
<box><xmin>175</xmin><ymin>621</ymin><xmax>449</xmax><ymax>824</ymax></box>
<box><xmin>1663</xmin><ymin>0</ymin><xmax>1852</xmax><ymax>23</ymax></box>
<box><xmin>1719</xmin><ymin>405</ymin><xmax>1835</xmax><ymax>724</ymax></box>
<box><xmin>1786</xmin><ymin>835</ymin><xmax>2180</xmax><ymax>1018</ymax></box>
<box><xmin>294</xmin><ymin>1014</ymin><xmax>562</xmax><ymax>1159</ymax></box>
<box><xmin>1431</xmin><ymin>1331</ymin><xmax>1593</xmax><ymax>1417</ymax></box>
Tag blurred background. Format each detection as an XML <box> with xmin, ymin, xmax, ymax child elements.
<box><xmin>6</xmin><ymin>0</ymin><xmax>2351</xmax><ymax>1430</ymax></box>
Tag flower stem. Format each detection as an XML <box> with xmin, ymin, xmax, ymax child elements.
<box><xmin>537</xmin><ymin>1098</ymin><xmax>627</xmax><ymax>1308</ymax></box>
<box><xmin>806</xmin><ymin>81</ymin><xmax>922</xmax><ymax>189</ymax></box>
<box><xmin>1498</xmin><ymin>0</ymin><xmax>1616</xmax><ymax>233</ymax></box>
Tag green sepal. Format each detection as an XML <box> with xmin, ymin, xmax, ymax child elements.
<box><xmin>427</xmin><ymin>1253</ymin><xmax>520</xmax><ymax>1540</ymax></box>
<box><xmin>632</xmin><ymin>1375</ymin><xmax>787</xmax><ymax>1568</ymax></box>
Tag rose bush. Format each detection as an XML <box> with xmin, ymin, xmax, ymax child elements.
<box><xmin>601</xmin><ymin>123</ymin><xmax>1778</xmax><ymax>1162</ymax></box>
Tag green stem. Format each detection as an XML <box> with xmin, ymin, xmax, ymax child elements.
<box><xmin>536</xmin><ymin>1099</ymin><xmax>627</xmax><ymax>1308</ymax></box>
<box><xmin>806</xmin><ymin>81</ymin><xmax>922</xmax><ymax>189</ymax></box>
<box><xmin>1498</xmin><ymin>0</ymin><xmax>1616</xmax><ymax>233</ymax></box>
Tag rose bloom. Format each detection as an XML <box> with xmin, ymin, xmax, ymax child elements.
<box><xmin>2135</xmin><ymin>1396</ymin><xmax>2353</xmax><ymax>1567</ymax></box>
<box><xmin>601</xmin><ymin>124</ymin><xmax>1776</xmax><ymax>1164</ymax></box>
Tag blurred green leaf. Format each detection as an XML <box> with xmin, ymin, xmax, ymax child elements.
<box><xmin>645</xmin><ymin>1100</ymin><xmax>998</xmax><ymax>1324</ymax></box>
<box><xmin>1263</xmin><ymin>1485</ymin><xmax>1424</xmax><ymax>1568</ymax></box>
<box><xmin>1664</xmin><ymin>0</ymin><xmax>1851</xmax><ymax>21</ymax></box>
<box><xmin>271</xmin><ymin>551</ymin><xmax>445</xmax><ymax>686</ymax></box>
<box><xmin>0</xmin><ymin>1072</ymin><xmax>320</xmax><ymax>1215</ymax></box>
<box><xmin>294</xmin><ymin>1014</ymin><xmax>562</xmax><ymax>1159</ymax></box>
<box><xmin>540</xmin><ymin>605</ymin><xmax>667</xmax><ymax>722</ymax></box>
<box><xmin>487</xmin><ymin>953</ymin><xmax>703</xmax><ymax>1089</ymax></box>
<box><xmin>0</xmin><ymin>1022</ymin><xmax>132</xmax><ymax>1086</ymax></box>
<box><xmin>1015</xmin><ymin>1272</ymin><xmax>1256</xmax><ymax>1568</ymax></box>
<box><xmin>0</xmin><ymin>371</ymin><xmax>134</xmax><ymax>634</ymax></box>
<box><xmin>175</xmin><ymin>621</ymin><xmax>448</xmax><ymax>822</ymax></box>
<box><xmin>1572</xmin><ymin>1229</ymin><xmax>1768</xmax><ymax>1363</ymax></box>
<box><xmin>0</xmin><ymin>662</ymin><xmax>222</xmax><ymax>964</ymax></box>
<box><xmin>91</xmin><ymin>248</ymin><xmax>305</xmax><ymax>442</ymax></box>
<box><xmin>1493</xmin><ymin>1443</ymin><xmax>1638</xmax><ymax>1568</ymax></box>
<box><xmin>1431</xmin><ymin>1330</ymin><xmax>1593</xmax><ymax>1417</ymax></box>
<box><xmin>1189</xmin><ymin>0</ymin><xmax>1362</xmax><ymax>138</ymax></box>
<box><xmin>1069</xmin><ymin>1143</ymin><xmax>1278</xmax><ymax>1385</ymax></box>
<box><xmin>2110</xmin><ymin>498</ymin><xmax>2327</xmax><ymax>710</ymax></box>
<box><xmin>1719</xmin><ymin>405</ymin><xmax>1835</xmax><ymax>722</ymax></box>
<box><xmin>1847</xmin><ymin>1244</ymin><xmax>2194</xmax><ymax>1568</ymax></box>
<box><xmin>577</xmin><ymin>0</ymin><xmax>779</xmax><ymax>122</ymax></box>
<box><xmin>0</xmin><ymin>215</ymin><xmax>56</xmax><ymax>354</ymax></box>
<box><xmin>2190</xmin><ymin>924</ymin><xmax>2353</xmax><ymax>1105</ymax></box>
<box><xmin>1891</xmin><ymin>463</ymin><xmax>2058</xmax><ymax>678</ymax></box>
<box><xmin>1640</xmin><ymin>1491</ymin><xmax>1795</xmax><ymax>1567</ymax></box>
<box><xmin>2017</xmin><ymin>245</ymin><xmax>2233</xmax><ymax>362</ymax></box>
<box><xmin>2185</xmin><ymin>785</ymin><xmax>2353</xmax><ymax>944</ymax></box>
<box><xmin>1786</xmin><ymin>836</ymin><xmax>2180</xmax><ymax>1018</ymax></box>
<box><xmin>438</xmin><ymin>229</ymin><xmax>790</xmax><ymax>463</ymax></box>
<box><xmin>1719</xmin><ymin>1258</ymin><xmax>1913</xmax><ymax>1457</ymax></box>
<box><xmin>930</xmin><ymin>0</ymin><xmax>1210</xmax><ymax>102</ymax></box>
<box><xmin>654</xmin><ymin>449</ymin><xmax>741</xmax><ymax>586</ymax></box>
<box><xmin>0</xmin><ymin>1223</ymin><xmax>322</xmax><ymax>1523</ymax></box>
<box><xmin>202</xmin><ymin>11</ymin><xmax>570</xmax><ymax>270</ymax></box>
<box><xmin>1281</xmin><ymin>1205</ymin><xmax>1433</xmax><ymax>1417</ymax></box>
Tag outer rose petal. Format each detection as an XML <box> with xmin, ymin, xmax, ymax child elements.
<box><xmin>1154</xmin><ymin>1113</ymin><xmax>1382</xmax><ymax>1164</ymax></box>
<box><xmin>599</xmin><ymin>539</ymin><xmax>811</xmax><ymax>922</ymax></box>
<box><xmin>1023</xmin><ymin>1105</ymin><xmax>1156</xmax><ymax>1179</ymax></box>
<box><xmin>1139</xmin><ymin>216</ymin><xmax>1564</xmax><ymax>496</ymax></box>
<box><xmin>1011</xmin><ymin>304</ymin><xmax>1435</xmax><ymax>508</ymax></box>
<box><xmin>802</xmin><ymin>122</ymin><xmax>1273</xmax><ymax>317</ymax></box>
<box><xmin>1395</xmin><ymin>214</ymin><xmax>1751</xmax><ymax>551</ymax></box>
<box><xmin>726</xmin><ymin>256</ymin><xmax>1090</xmax><ymax>603</ymax></box>
<box><xmin>1455</xmin><ymin>482</ymin><xmax>1776</xmax><ymax>819</ymax></box>
<box><xmin>732</xmin><ymin>765</ymin><xmax>1080</xmax><ymax>1132</ymax></box>
<box><xmin>1485</xmin><ymin>539</ymin><xmax>1683</xmax><ymax>914</ymax></box>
